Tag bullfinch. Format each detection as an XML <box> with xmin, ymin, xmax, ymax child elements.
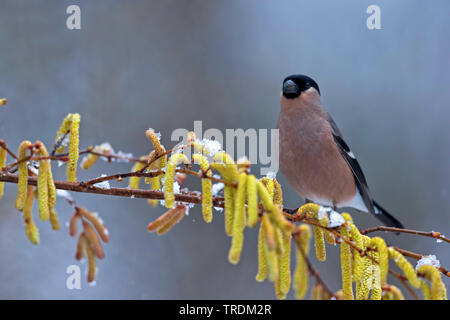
<box><xmin>277</xmin><ymin>74</ymin><xmax>403</xmax><ymax>228</ymax></box>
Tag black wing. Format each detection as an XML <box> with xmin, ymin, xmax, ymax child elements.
<box><xmin>327</xmin><ymin>114</ymin><xmax>375</xmax><ymax>215</ymax></box>
<box><xmin>327</xmin><ymin>114</ymin><xmax>404</xmax><ymax>228</ymax></box>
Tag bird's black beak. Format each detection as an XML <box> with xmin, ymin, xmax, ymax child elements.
<box><xmin>283</xmin><ymin>80</ymin><xmax>299</xmax><ymax>96</ymax></box>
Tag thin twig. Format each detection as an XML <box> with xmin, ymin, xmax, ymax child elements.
<box><xmin>0</xmin><ymin>140</ymin><xmax>18</xmax><ymax>160</ymax></box>
<box><xmin>0</xmin><ymin>173</ymin><xmax>225</xmax><ymax>207</ymax></box>
<box><xmin>361</xmin><ymin>225</ymin><xmax>450</xmax><ymax>244</ymax></box>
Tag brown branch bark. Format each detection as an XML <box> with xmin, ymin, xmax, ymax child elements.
<box><xmin>0</xmin><ymin>173</ymin><xmax>225</xmax><ymax>207</ymax></box>
<box><xmin>360</xmin><ymin>225</ymin><xmax>450</xmax><ymax>244</ymax></box>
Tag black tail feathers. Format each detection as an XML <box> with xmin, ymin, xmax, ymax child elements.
<box><xmin>372</xmin><ymin>200</ymin><xmax>404</xmax><ymax>229</ymax></box>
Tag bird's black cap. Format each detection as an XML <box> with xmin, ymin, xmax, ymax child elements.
<box><xmin>282</xmin><ymin>74</ymin><xmax>320</xmax><ymax>99</ymax></box>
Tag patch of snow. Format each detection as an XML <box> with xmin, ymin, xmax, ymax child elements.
<box><xmin>93</xmin><ymin>175</ymin><xmax>110</xmax><ymax>189</ymax></box>
<box><xmin>199</xmin><ymin>139</ymin><xmax>222</xmax><ymax>156</ymax></box>
<box><xmin>265</xmin><ymin>171</ymin><xmax>276</xmax><ymax>179</ymax></box>
<box><xmin>328</xmin><ymin>211</ymin><xmax>346</xmax><ymax>228</ymax></box>
<box><xmin>318</xmin><ymin>206</ymin><xmax>330</xmax><ymax>220</ymax></box>
<box><xmin>148</xmin><ymin>128</ymin><xmax>161</xmax><ymax>140</ymax></box>
<box><xmin>212</xmin><ymin>182</ymin><xmax>225</xmax><ymax>196</ymax></box>
<box><xmin>56</xmin><ymin>189</ymin><xmax>74</xmax><ymax>202</ymax></box>
<box><xmin>415</xmin><ymin>255</ymin><xmax>441</xmax><ymax>271</ymax></box>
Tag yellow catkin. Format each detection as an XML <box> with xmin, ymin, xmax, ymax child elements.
<box><xmin>147</xmin><ymin>205</ymin><xmax>186</xmax><ymax>233</ymax></box>
<box><xmin>81</xmin><ymin>148</ymin><xmax>99</xmax><ymax>170</ymax></box>
<box><xmin>312</xmin><ymin>226</ymin><xmax>326</xmax><ymax>262</ymax></box>
<box><xmin>76</xmin><ymin>207</ymin><xmax>109</xmax><ymax>242</ymax></box>
<box><xmin>145</xmin><ymin>129</ymin><xmax>164</xmax><ymax>155</ymax></box>
<box><xmin>261</xmin><ymin>214</ymin><xmax>276</xmax><ymax>251</ymax></box>
<box><xmin>142</xmin><ymin>152</ymin><xmax>162</xmax><ymax>207</ymax></box>
<box><xmin>293</xmin><ymin>225</ymin><xmax>311</xmax><ymax>299</ymax></box>
<box><xmin>210</xmin><ymin>156</ymin><xmax>240</xmax><ymax>236</ymax></box>
<box><xmin>81</xmin><ymin>153</ymin><xmax>98</xmax><ymax>170</ymax></box>
<box><xmin>145</xmin><ymin>143</ymin><xmax>167</xmax><ymax>188</ymax></box>
<box><xmin>340</xmin><ymin>225</ymin><xmax>354</xmax><ymax>300</ymax></box>
<box><xmin>417</xmin><ymin>265</ymin><xmax>446</xmax><ymax>300</ymax></box>
<box><xmin>370</xmin><ymin>271</ymin><xmax>382</xmax><ymax>300</ymax></box>
<box><xmin>274</xmin><ymin>275</ymin><xmax>286</xmax><ymax>300</ymax></box>
<box><xmin>75</xmin><ymin>233</ymin><xmax>85</xmax><ymax>260</ymax></box>
<box><xmin>246</xmin><ymin>174</ymin><xmax>258</xmax><ymax>228</ymax></box>
<box><xmin>278</xmin><ymin>233</ymin><xmax>291</xmax><ymax>295</ymax></box>
<box><xmin>260</xmin><ymin>177</ymin><xmax>274</xmax><ymax>199</ymax></box>
<box><xmin>236</xmin><ymin>157</ymin><xmax>250</xmax><ymax>173</ymax></box>
<box><xmin>158</xmin><ymin>149</ymin><xmax>167</xmax><ymax>171</ymax></box>
<box><xmin>274</xmin><ymin>227</ymin><xmax>284</xmax><ymax>256</ymax></box>
<box><xmin>164</xmin><ymin>153</ymin><xmax>189</xmax><ymax>208</ymax></box>
<box><xmin>156</xmin><ymin>206</ymin><xmax>186</xmax><ymax>235</ymax></box>
<box><xmin>420</xmin><ymin>279</ymin><xmax>432</xmax><ymax>300</ymax></box>
<box><xmin>0</xmin><ymin>145</ymin><xmax>6</xmax><ymax>199</ymax></box>
<box><xmin>442</xmin><ymin>282</ymin><xmax>447</xmax><ymax>300</ymax></box>
<box><xmin>213</xmin><ymin>152</ymin><xmax>239</xmax><ymax>181</ymax></box>
<box><xmin>48</xmin><ymin>164</ymin><xmax>59</xmax><ymax>230</ymax></box>
<box><xmin>295</xmin><ymin>203</ymin><xmax>326</xmax><ymax>260</ymax></box>
<box><xmin>85</xmin><ymin>238</ymin><xmax>96</xmax><ymax>282</ymax></box>
<box><xmin>319</xmin><ymin>214</ymin><xmax>335</xmax><ymax>245</ymax></box>
<box><xmin>356</xmin><ymin>254</ymin><xmax>373</xmax><ymax>300</ymax></box>
<box><xmin>23</xmin><ymin>186</ymin><xmax>39</xmax><ymax>244</ymax></box>
<box><xmin>83</xmin><ymin>222</ymin><xmax>104</xmax><ymax>259</ymax></box>
<box><xmin>296</xmin><ymin>203</ymin><xmax>320</xmax><ymax>219</ymax></box>
<box><xmin>341</xmin><ymin>212</ymin><xmax>353</xmax><ymax>223</ymax></box>
<box><xmin>368</xmin><ymin>248</ymin><xmax>382</xmax><ymax>300</ymax></box>
<box><xmin>55</xmin><ymin>114</ymin><xmax>72</xmax><ymax>154</ymax></box>
<box><xmin>228</xmin><ymin>173</ymin><xmax>247</xmax><ymax>264</ymax></box>
<box><xmin>36</xmin><ymin>142</ymin><xmax>50</xmax><ymax>221</ymax></box>
<box><xmin>201</xmin><ymin>179</ymin><xmax>212</xmax><ymax>223</ymax></box>
<box><xmin>265</xmin><ymin>242</ymin><xmax>279</xmax><ymax>283</ymax></box>
<box><xmin>256</xmin><ymin>221</ymin><xmax>268</xmax><ymax>282</ymax></box>
<box><xmin>384</xmin><ymin>285</ymin><xmax>405</xmax><ymax>300</ymax></box>
<box><xmin>191</xmin><ymin>140</ymin><xmax>207</xmax><ymax>155</ymax></box>
<box><xmin>388</xmin><ymin>247</ymin><xmax>420</xmax><ymax>288</ymax></box>
<box><xmin>382</xmin><ymin>291</ymin><xmax>393</xmax><ymax>300</ymax></box>
<box><xmin>67</xmin><ymin>113</ymin><xmax>80</xmax><ymax>182</ymax></box>
<box><xmin>193</xmin><ymin>154</ymin><xmax>213</xmax><ymax>223</ymax></box>
<box><xmin>129</xmin><ymin>158</ymin><xmax>147</xmax><ymax>189</ymax></box>
<box><xmin>15</xmin><ymin>140</ymin><xmax>32</xmax><ymax>211</ymax></box>
<box><xmin>69</xmin><ymin>213</ymin><xmax>80</xmax><ymax>236</ymax></box>
<box><xmin>224</xmin><ymin>185</ymin><xmax>235</xmax><ymax>236</ymax></box>
<box><xmin>257</xmin><ymin>181</ymin><xmax>294</xmax><ymax>234</ymax></box>
<box><xmin>273</xmin><ymin>178</ymin><xmax>283</xmax><ymax>207</ymax></box>
<box><xmin>349</xmin><ymin>223</ymin><xmax>364</xmax><ymax>281</ymax></box>
<box><xmin>144</xmin><ymin>150</ymin><xmax>157</xmax><ymax>184</ymax></box>
<box><xmin>369</xmin><ymin>237</ymin><xmax>388</xmax><ymax>285</ymax></box>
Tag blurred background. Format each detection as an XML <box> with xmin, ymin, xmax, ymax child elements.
<box><xmin>0</xmin><ymin>0</ymin><xmax>449</xmax><ymax>299</ymax></box>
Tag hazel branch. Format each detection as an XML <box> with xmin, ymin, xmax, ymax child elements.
<box><xmin>360</xmin><ymin>225</ymin><xmax>450</xmax><ymax>244</ymax></box>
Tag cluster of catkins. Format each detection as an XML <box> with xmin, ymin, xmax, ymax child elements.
<box><xmin>5</xmin><ymin>139</ymin><xmax>62</xmax><ymax>244</ymax></box>
<box><xmin>119</xmin><ymin>128</ymin><xmax>447</xmax><ymax>300</ymax></box>
<box><xmin>0</xmin><ymin>113</ymin><xmax>80</xmax><ymax>243</ymax></box>
<box><xmin>294</xmin><ymin>204</ymin><xmax>447</xmax><ymax>300</ymax></box>
<box><xmin>0</xmin><ymin>113</ymin><xmax>111</xmax><ymax>283</ymax></box>
<box><xmin>1</xmin><ymin>113</ymin><xmax>447</xmax><ymax>298</ymax></box>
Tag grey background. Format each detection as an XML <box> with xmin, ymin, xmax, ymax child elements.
<box><xmin>0</xmin><ymin>0</ymin><xmax>449</xmax><ymax>299</ymax></box>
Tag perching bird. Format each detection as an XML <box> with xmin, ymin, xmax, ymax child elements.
<box><xmin>277</xmin><ymin>74</ymin><xmax>403</xmax><ymax>228</ymax></box>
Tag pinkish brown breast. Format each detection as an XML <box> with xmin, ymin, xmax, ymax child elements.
<box><xmin>277</xmin><ymin>96</ymin><xmax>356</xmax><ymax>207</ymax></box>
